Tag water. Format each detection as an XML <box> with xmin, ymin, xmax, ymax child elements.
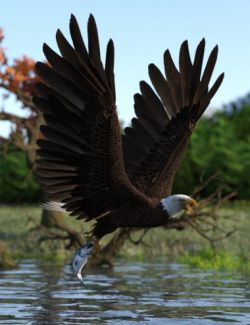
<box><xmin>0</xmin><ymin>260</ymin><xmax>250</xmax><ymax>324</ymax></box>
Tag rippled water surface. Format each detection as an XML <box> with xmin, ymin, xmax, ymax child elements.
<box><xmin>0</xmin><ymin>260</ymin><xmax>250</xmax><ymax>324</ymax></box>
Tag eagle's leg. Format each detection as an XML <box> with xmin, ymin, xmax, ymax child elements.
<box><xmin>91</xmin><ymin>212</ymin><xmax>118</xmax><ymax>241</ymax></box>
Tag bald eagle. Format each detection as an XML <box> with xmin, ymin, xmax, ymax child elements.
<box><xmin>34</xmin><ymin>14</ymin><xmax>224</xmax><ymax>281</ymax></box>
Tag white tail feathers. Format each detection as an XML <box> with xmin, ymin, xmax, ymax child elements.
<box><xmin>41</xmin><ymin>201</ymin><xmax>67</xmax><ymax>213</ymax></box>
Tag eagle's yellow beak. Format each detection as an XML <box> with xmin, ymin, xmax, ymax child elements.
<box><xmin>182</xmin><ymin>198</ymin><xmax>197</xmax><ymax>215</ymax></box>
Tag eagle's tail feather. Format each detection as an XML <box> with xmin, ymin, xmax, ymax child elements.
<box><xmin>41</xmin><ymin>201</ymin><xmax>67</xmax><ymax>213</ymax></box>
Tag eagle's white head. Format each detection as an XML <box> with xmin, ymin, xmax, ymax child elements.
<box><xmin>161</xmin><ymin>194</ymin><xmax>197</xmax><ymax>218</ymax></box>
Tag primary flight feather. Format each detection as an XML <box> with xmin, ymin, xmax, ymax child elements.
<box><xmin>34</xmin><ymin>14</ymin><xmax>224</xmax><ymax>282</ymax></box>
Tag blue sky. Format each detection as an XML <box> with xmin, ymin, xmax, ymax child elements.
<box><xmin>1</xmin><ymin>0</ymin><xmax>250</xmax><ymax>136</ymax></box>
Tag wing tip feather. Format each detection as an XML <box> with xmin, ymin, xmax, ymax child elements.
<box><xmin>70</xmin><ymin>13</ymin><xmax>76</xmax><ymax>22</ymax></box>
<box><xmin>88</xmin><ymin>13</ymin><xmax>96</xmax><ymax>26</ymax></box>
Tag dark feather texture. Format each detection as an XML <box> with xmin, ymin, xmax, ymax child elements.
<box><xmin>35</xmin><ymin>15</ymin><xmax>223</xmax><ymax>239</ymax></box>
<box><xmin>35</xmin><ymin>15</ymin><xmax>148</xmax><ymax>222</ymax></box>
<box><xmin>123</xmin><ymin>39</ymin><xmax>224</xmax><ymax>198</ymax></box>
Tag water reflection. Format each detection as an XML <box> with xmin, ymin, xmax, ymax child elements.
<box><xmin>0</xmin><ymin>260</ymin><xmax>250</xmax><ymax>324</ymax></box>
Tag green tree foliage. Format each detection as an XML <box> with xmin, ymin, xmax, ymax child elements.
<box><xmin>0</xmin><ymin>145</ymin><xmax>41</xmax><ymax>203</ymax></box>
<box><xmin>174</xmin><ymin>104</ymin><xmax>250</xmax><ymax>199</ymax></box>
<box><xmin>0</xmin><ymin>103</ymin><xmax>249</xmax><ymax>202</ymax></box>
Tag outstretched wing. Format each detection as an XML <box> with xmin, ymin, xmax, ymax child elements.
<box><xmin>34</xmin><ymin>14</ymin><xmax>138</xmax><ymax>221</ymax></box>
<box><xmin>123</xmin><ymin>39</ymin><xmax>224</xmax><ymax>198</ymax></box>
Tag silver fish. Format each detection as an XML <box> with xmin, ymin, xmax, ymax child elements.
<box><xmin>72</xmin><ymin>242</ymin><xmax>94</xmax><ymax>283</ymax></box>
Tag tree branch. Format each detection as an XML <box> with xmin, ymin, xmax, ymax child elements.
<box><xmin>192</xmin><ymin>171</ymin><xmax>220</xmax><ymax>197</ymax></box>
<box><xmin>0</xmin><ymin>111</ymin><xmax>28</xmax><ymax>125</ymax></box>
<box><xmin>0</xmin><ymin>83</ymin><xmax>36</xmax><ymax>111</ymax></box>
<box><xmin>0</xmin><ymin>135</ymin><xmax>10</xmax><ymax>143</ymax></box>
<box><xmin>128</xmin><ymin>229</ymin><xmax>151</xmax><ymax>248</ymax></box>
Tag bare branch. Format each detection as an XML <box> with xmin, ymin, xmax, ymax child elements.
<box><xmin>212</xmin><ymin>229</ymin><xmax>237</xmax><ymax>242</ymax></box>
<box><xmin>128</xmin><ymin>229</ymin><xmax>151</xmax><ymax>248</ymax></box>
<box><xmin>192</xmin><ymin>171</ymin><xmax>220</xmax><ymax>197</ymax></box>
<box><xmin>0</xmin><ymin>135</ymin><xmax>10</xmax><ymax>143</ymax></box>
<box><xmin>186</xmin><ymin>218</ymin><xmax>216</xmax><ymax>249</ymax></box>
<box><xmin>15</xmin><ymin>88</ymin><xmax>36</xmax><ymax>110</ymax></box>
<box><xmin>0</xmin><ymin>80</ymin><xmax>37</xmax><ymax>111</ymax></box>
<box><xmin>0</xmin><ymin>111</ymin><xmax>28</xmax><ymax>125</ymax></box>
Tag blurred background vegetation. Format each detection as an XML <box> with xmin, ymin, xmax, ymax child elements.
<box><xmin>1</xmin><ymin>101</ymin><xmax>250</xmax><ymax>202</ymax></box>
<box><xmin>0</xmin><ymin>27</ymin><xmax>249</xmax><ymax>271</ymax></box>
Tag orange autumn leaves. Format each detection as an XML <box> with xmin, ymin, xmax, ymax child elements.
<box><xmin>0</xmin><ymin>28</ymin><xmax>40</xmax><ymax>98</ymax></box>
<box><xmin>0</xmin><ymin>29</ymin><xmax>7</xmax><ymax>65</ymax></box>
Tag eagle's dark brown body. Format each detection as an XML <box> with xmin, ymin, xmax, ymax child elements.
<box><xmin>93</xmin><ymin>201</ymin><xmax>168</xmax><ymax>239</ymax></box>
<box><xmin>34</xmin><ymin>14</ymin><xmax>223</xmax><ymax>240</ymax></box>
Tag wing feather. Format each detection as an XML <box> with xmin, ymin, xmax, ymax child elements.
<box><xmin>69</xmin><ymin>14</ymin><xmax>89</xmax><ymax>61</ymax></box>
<box><xmin>105</xmin><ymin>40</ymin><xmax>116</xmax><ymax>101</ymax></box>
<box><xmin>123</xmin><ymin>39</ymin><xmax>224</xmax><ymax>198</ymax></box>
<box><xmin>35</xmin><ymin>15</ymin><xmax>143</xmax><ymax>221</ymax></box>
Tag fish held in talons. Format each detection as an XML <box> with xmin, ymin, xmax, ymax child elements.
<box><xmin>72</xmin><ymin>242</ymin><xmax>94</xmax><ymax>284</ymax></box>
